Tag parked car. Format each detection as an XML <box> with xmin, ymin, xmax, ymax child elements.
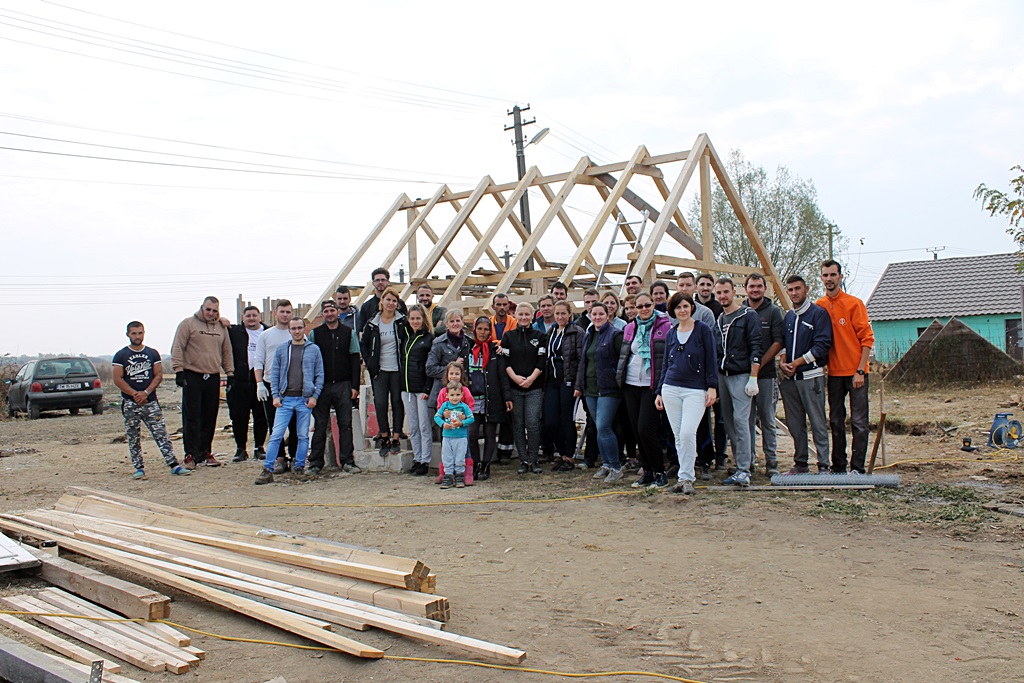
<box><xmin>5</xmin><ymin>357</ymin><xmax>104</xmax><ymax>419</ymax></box>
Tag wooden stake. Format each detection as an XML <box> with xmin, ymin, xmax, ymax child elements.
<box><xmin>867</xmin><ymin>413</ymin><xmax>887</xmax><ymax>475</ymax></box>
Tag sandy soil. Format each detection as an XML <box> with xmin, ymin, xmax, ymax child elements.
<box><xmin>0</xmin><ymin>381</ymin><xmax>1023</xmax><ymax>683</ymax></box>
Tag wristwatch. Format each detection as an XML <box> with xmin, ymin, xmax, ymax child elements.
<box><xmin>856</xmin><ymin>369</ymin><xmax>866</xmax><ymax>376</ymax></box>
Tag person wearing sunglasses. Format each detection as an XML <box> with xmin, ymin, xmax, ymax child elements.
<box><xmin>618</xmin><ymin>292</ymin><xmax>673</xmax><ymax>488</ymax></box>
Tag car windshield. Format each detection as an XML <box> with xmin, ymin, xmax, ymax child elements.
<box><xmin>35</xmin><ymin>359</ymin><xmax>96</xmax><ymax>378</ymax></box>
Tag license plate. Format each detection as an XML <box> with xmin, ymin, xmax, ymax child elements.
<box><xmin>56</xmin><ymin>383</ymin><xmax>82</xmax><ymax>390</ymax></box>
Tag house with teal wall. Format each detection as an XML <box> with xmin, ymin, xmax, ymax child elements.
<box><xmin>866</xmin><ymin>253</ymin><xmax>1024</xmax><ymax>364</ymax></box>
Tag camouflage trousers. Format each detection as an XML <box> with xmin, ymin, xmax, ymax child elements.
<box><xmin>122</xmin><ymin>399</ymin><xmax>179</xmax><ymax>471</ymax></box>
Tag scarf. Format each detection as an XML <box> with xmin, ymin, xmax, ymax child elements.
<box><xmin>634</xmin><ymin>314</ymin><xmax>656</xmax><ymax>372</ymax></box>
<box><xmin>472</xmin><ymin>339</ymin><xmax>490</xmax><ymax>368</ymax></box>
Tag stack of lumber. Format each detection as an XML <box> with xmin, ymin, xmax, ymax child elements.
<box><xmin>0</xmin><ymin>487</ymin><xmax>526</xmax><ymax>665</ymax></box>
<box><xmin>0</xmin><ymin>533</ymin><xmax>39</xmax><ymax>573</ymax></box>
<box><xmin>1</xmin><ymin>587</ymin><xmax>201</xmax><ymax>674</ymax></box>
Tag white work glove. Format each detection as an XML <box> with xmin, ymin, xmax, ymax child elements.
<box><xmin>256</xmin><ymin>383</ymin><xmax>270</xmax><ymax>402</ymax></box>
<box><xmin>744</xmin><ymin>377</ymin><xmax>759</xmax><ymax>397</ymax></box>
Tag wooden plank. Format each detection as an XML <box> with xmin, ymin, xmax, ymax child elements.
<box><xmin>0</xmin><ymin>533</ymin><xmax>40</xmax><ymax>573</ymax></box>
<box><xmin>538</xmin><ymin>181</ymin><xmax>601</xmax><ymax>272</ymax></box>
<box><xmin>65</xmin><ymin>488</ymin><xmax>395</xmax><ymax>567</ymax></box>
<box><xmin>699</xmin><ymin>149</ymin><xmax>713</xmax><ymax>263</ymax></box>
<box><xmin>652</xmin><ymin>255</ymin><xmax>764</xmax><ymax>276</ymax></box>
<box><xmin>49</xmin><ymin>655</ymin><xmax>142</xmax><ymax>683</ymax></box>
<box><xmin>867</xmin><ymin>413</ymin><xmax>887</xmax><ymax>474</ymax></box>
<box><xmin>25</xmin><ymin>545</ymin><xmax>170</xmax><ymax>620</ymax></box>
<box><xmin>138</xmin><ymin>620</ymin><xmax>189</xmax><ymax>647</ymax></box>
<box><xmin>219</xmin><ymin>589</ymin><xmax>371</xmax><ymax>632</ymax></box>
<box><xmin>0</xmin><ymin>518</ymin><xmax>383</xmax><ymax>658</ymax></box>
<box><xmin>406</xmin><ymin>209</ymin><xmax>418</xmax><ymax>274</ymax></box>
<box><xmin>652</xmin><ymin>174</ymin><xmax>698</xmax><ymax>242</ymax></box>
<box><xmin>37</xmin><ymin>589</ymin><xmax>200</xmax><ymax>671</ymax></box>
<box><xmin>449</xmin><ymin>197</ymin><xmax>508</xmax><ymax>273</ymax></box>
<box><xmin>1</xmin><ymin>595</ymin><xmax>168</xmax><ymax>673</ymax></box>
<box><xmin>55</xmin><ymin>495</ymin><xmax>426</xmax><ymax>585</ymax></box>
<box><xmin>0</xmin><ymin>612</ymin><xmax>123</xmax><ymax>673</ymax></box>
<box><xmin>401</xmin><ymin>176</ymin><xmax>493</xmax><ymax>301</ymax></box>
<box><xmin>561</xmin><ymin>145</ymin><xmax>651</xmax><ymax>285</ymax></box>
<box><xmin>68</xmin><ymin>527</ymin><xmax>444</xmax><ymax>630</ymax></box>
<box><xmin>306</xmin><ymin>193</ymin><xmax>408</xmax><ymax>321</ymax></box>
<box><xmin>633</xmin><ymin>135</ymin><xmax>708</xmax><ymax>278</ymax></box>
<box><xmin>374</xmin><ymin>185</ymin><xmax>454</xmax><ymax>281</ymax></box>
<box><xmin>24</xmin><ymin>512</ymin><xmax>446</xmax><ymax>620</ymax></box>
<box><xmin>705</xmin><ymin>138</ymin><xmax>791</xmax><ymax>309</ymax></box>
<box><xmin>439</xmin><ymin>167</ymin><xmax>541</xmax><ymax>307</ymax></box>
<box><xmin>593</xmin><ymin>173</ymin><xmax>703</xmax><ymax>256</ymax></box>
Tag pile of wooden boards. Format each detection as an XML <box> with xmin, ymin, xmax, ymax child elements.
<box><xmin>1</xmin><ymin>587</ymin><xmax>201</xmax><ymax>675</ymax></box>
<box><xmin>0</xmin><ymin>487</ymin><xmax>526</xmax><ymax>665</ymax></box>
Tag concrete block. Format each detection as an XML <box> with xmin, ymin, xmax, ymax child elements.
<box><xmin>354</xmin><ymin>449</ymin><xmax>413</xmax><ymax>473</ymax></box>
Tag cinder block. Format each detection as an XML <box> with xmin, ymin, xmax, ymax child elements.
<box><xmin>354</xmin><ymin>449</ymin><xmax>413</xmax><ymax>473</ymax></box>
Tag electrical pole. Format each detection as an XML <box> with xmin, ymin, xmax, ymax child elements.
<box><xmin>505</xmin><ymin>104</ymin><xmax>536</xmax><ymax>271</ymax></box>
<box><xmin>926</xmin><ymin>246</ymin><xmax>945</xmax><ymax>260</ymax></box>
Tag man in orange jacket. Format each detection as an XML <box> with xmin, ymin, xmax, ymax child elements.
<box><xmin>816</xmin><ymin>260</ymin><xmax>875</xmax><ymax>474</ymax></box>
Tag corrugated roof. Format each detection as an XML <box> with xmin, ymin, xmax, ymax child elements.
<box><xmin>866</xmin><ymin>252</ymin><xmax>1024</xmax><ymax>321</ymax></box>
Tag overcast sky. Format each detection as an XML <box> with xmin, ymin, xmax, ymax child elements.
<box><xmin>2</xmin><ymin>0</ymin><xmax>1022</xmax><ymax>357</ymax></box>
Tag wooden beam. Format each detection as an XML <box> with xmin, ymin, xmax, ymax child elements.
<box><xmin>699</xmin><ymin>149</ymin><xmax>714</xmax><ymax>264</ymax></box>
<box><xmin>705</xmin><ymin>138</ymin><xmax>791</xmax><ymax>309</ymax></box>
<box><xmin>537</xmin><ymin>181</ymin><xmax>600</xmax><ymax>272</ymax></box>
<box><xmin>58</xmin><ymin>492</ymin><xmax>428</xmax><ymax>581</ymax></box>
<box><xmin>440</xmin><ymin>167</ymin><xmax>541</xmax><ymax>307</ymax></box>
<box><xmin>652</xmin><ymin>256</ymin><xmax>763</xmax><ymax>276</ymax></box>
<box><xmin>449</xmin><ymin>197</ymin><xmax>507</xmax><ymax>273</ymax></box>
<box><xmin>492</xmin><ymin>190</ymin><xmax>549</xmax><ymax>268</ymax></box>
<box><xmin>634</xmin><ymin>135</ymin><xmax>708</xmax><ymax>278</ymax></box>
<box><xmin>561</xmin><ymin>145</ymin><xmax>650</xmax><ymax>285</ymax></box>
<box><xmin>398</xmin><ymin>150</ymin><xmax>691</xmax><ymax>209</ymax></box>
<box><xmin>0</xmin><ymin>518</ymin><xmax>384</xmax><ymax>658</ymax></box>
<box><xmin>2</xmin><ymin>595</ymin><xmax>168</xmax><ymax>673</ymax></box>
<box><xmin>493</xmin><ymin>158</ymin><xmax>590</xmax><ymax>296</ymax></box>
<box><xmin>406</xmin><ymin>210</ymin><xmax>418</xmax><ymax>275</ymax></box>
<box><xmin>401</xmin><ymin>176</ymin><xmax>493</xmax><ymax>301</ymax></box>
<box><xmin>26</xmin><ymin>546</ymin><xmax>170</xmax><ymax>620</ymax></box>
<box><xmin>593</xmin><ymin>173</ymin><xmax>703</xmax><ymax>256</ymax></box>
<box><xmin>26</xmin><ymin>511</ymin><xmax>446</xmax><ymax>620</ymax></box>
<box><xmin>0</xmin><ymin>612</ymin><xmax>123</xmax><ymax>673</ymax></box>
<box><xmin>306</xmin><ymin>193</ymin><xmax>408</xmax><ymax>321</ymax></box>
<box><xmin>0</xmin><ymin>631</ymin><xmax>107</xmax><ymax>683</ymax></box>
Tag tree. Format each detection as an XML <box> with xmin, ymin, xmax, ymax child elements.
<box><xmin>686</xmin><ymin>150</ymin><xmax>845</xmax><ymax>296</ymax></box>
<box><xmin>975</xmin><ymin>166</ymin><xmax>1024</xmax><ymax>269</ymax></box>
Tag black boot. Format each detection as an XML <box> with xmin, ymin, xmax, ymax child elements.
<box><xmin>478</xmin><ymin>462</ymin><xmax>490</xmax><ymax>481</ymax></box>
<box><xmin>516</xmin><ymin>461</ymin><xmax>529</xmax><ymax>474</ymax></box>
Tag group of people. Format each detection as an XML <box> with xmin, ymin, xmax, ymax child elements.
<box><xmin>113</xmin><ymin>260</ymin><xmax>874</xmax><ymax>494</ymax></box>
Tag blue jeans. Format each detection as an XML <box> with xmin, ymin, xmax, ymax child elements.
<box><xmin>263</xmin><ymin>396</ymin><xmax>312</xmax><ymax>470</ymax></box>
<box><xmin>585</xmin><ymin>395</ymin><xmax>621</xmax><ymax>470</ymax></box>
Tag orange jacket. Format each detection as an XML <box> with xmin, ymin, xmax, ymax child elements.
<box><xmin>489</xmin><ymin>314</ymin><xmax>518</xmax><ymax>344</ymax></box>
<box><xmin>815</xmin><ymin>290</ymin><xmax>874</xmax><ymax>376</ymax></box>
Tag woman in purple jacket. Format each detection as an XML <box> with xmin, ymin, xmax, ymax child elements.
<box><xmin>617</xmin><ymin>292</ymin><xmax>674</xmax><ymax>488</ymax></box>
<box><xmin>655</xmin><ymin>292</ymin><xmax>718</xmax><ymax>495</ymax></box>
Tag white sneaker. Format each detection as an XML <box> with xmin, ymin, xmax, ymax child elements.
<box><xmin>592</xmin><ymin>466</ymin><xmax>610</xmax><ymax>479</ymax></box>
<box><xmin>603</xmin><ymin>468</ymin><xmax>623</xmax><ymax>483</ymax></box>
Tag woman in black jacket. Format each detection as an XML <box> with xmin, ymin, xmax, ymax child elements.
<box><xmin>425</xmin><ymin>309</ymin><xmax>472</xmax><ymax>406</ymax></box>
<box><xmin>466</xmin><ymin>317</ymin><xmax>512</xmax><ymax>480</ymax></box>
<box><xmin>502</xmin><ymin>302</ymin><xmax>547</xmax><ymax>474</ymax></box>
<box><xmin>574</xmin><ymin>302</ymin><xmax>625</xmax><ymax>483</ymax></box>
<box><xmin>361</xmin><ymin>288</ymin><xmax>405</xmax><ymax>457</ymax></box>
<box><xmin>399</xmin><ymin>305</ymin><xmax>435</xmax><ymax>476</ymax></box>
<box><xmin>544</xmin><ymin>301</ymin><xmax>583</xmax><ymax>472</ymax></box>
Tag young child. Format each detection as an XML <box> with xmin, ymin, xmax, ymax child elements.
<box><xmin>433</xmin><ymin>381</ymin><xmax>475</xmax><ymax>489</ymax></box>
<box><xmin>435</xmin><ymin>361</ymin><xmax>476</xmax><ymax>484</ymax></box>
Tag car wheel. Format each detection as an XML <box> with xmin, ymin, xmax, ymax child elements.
<box><xmin>92</xmin><ymin>402</ymin><xmax>104</xmax><ymax>415</ymax></box>
<box><xmin>69</xmin><ymin>407</ymin><xmax>79</xmax><ymax>416</ymax></box>
<box><xmin>28</xmin><ymin>402</ymin><xmax>40</xmax><ymax>420</ymax></box>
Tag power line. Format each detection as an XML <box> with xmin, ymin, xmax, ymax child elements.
<box><xmin>0</xmin><ymin>173</ymin><xmax>410</xmax><ymax>193</ymax></box>
<box><xmin>0</xmin><ymin>144</ymin><xmax>451</xmax><ymax>182</ymax></box>
<box><xmin>0</xmin><ymin>8</ymin><xmax>494</xmax><ymax>113</ymax></box>
<box><xmin>0</xmin><ymin>111</ymin><xmax>482</xmax><ymax>179</ymax></box>
<box><xmin>38</xmin><ymin>0</ymin><xmax>513</xmax><ymax>105</ymax></box>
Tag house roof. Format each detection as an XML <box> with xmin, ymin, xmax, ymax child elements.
<box><xmin>866</xmin><ymin>252</ymin><xmax>1024</xmax><ymax>322</ymax></box>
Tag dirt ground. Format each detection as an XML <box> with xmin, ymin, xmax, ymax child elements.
<box><xmin>1</xmin><ymin>381</ymin><xmax>1023</xmax><ymax>683</ymax></box>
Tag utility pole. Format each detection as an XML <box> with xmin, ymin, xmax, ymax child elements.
<box><xmin>505</xmin><ymin>105</ymin><xmax>536</xmax><ymax>271</ymax></box>
<box><xmin>501</xmin><ymin>246</ymin><xmax>515</xmax><ymax>270</ymax></box>
<box><xmin>926</xmin><ymin>246</ymin><xmax>945</xmax><ymax>260</ymax></box>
